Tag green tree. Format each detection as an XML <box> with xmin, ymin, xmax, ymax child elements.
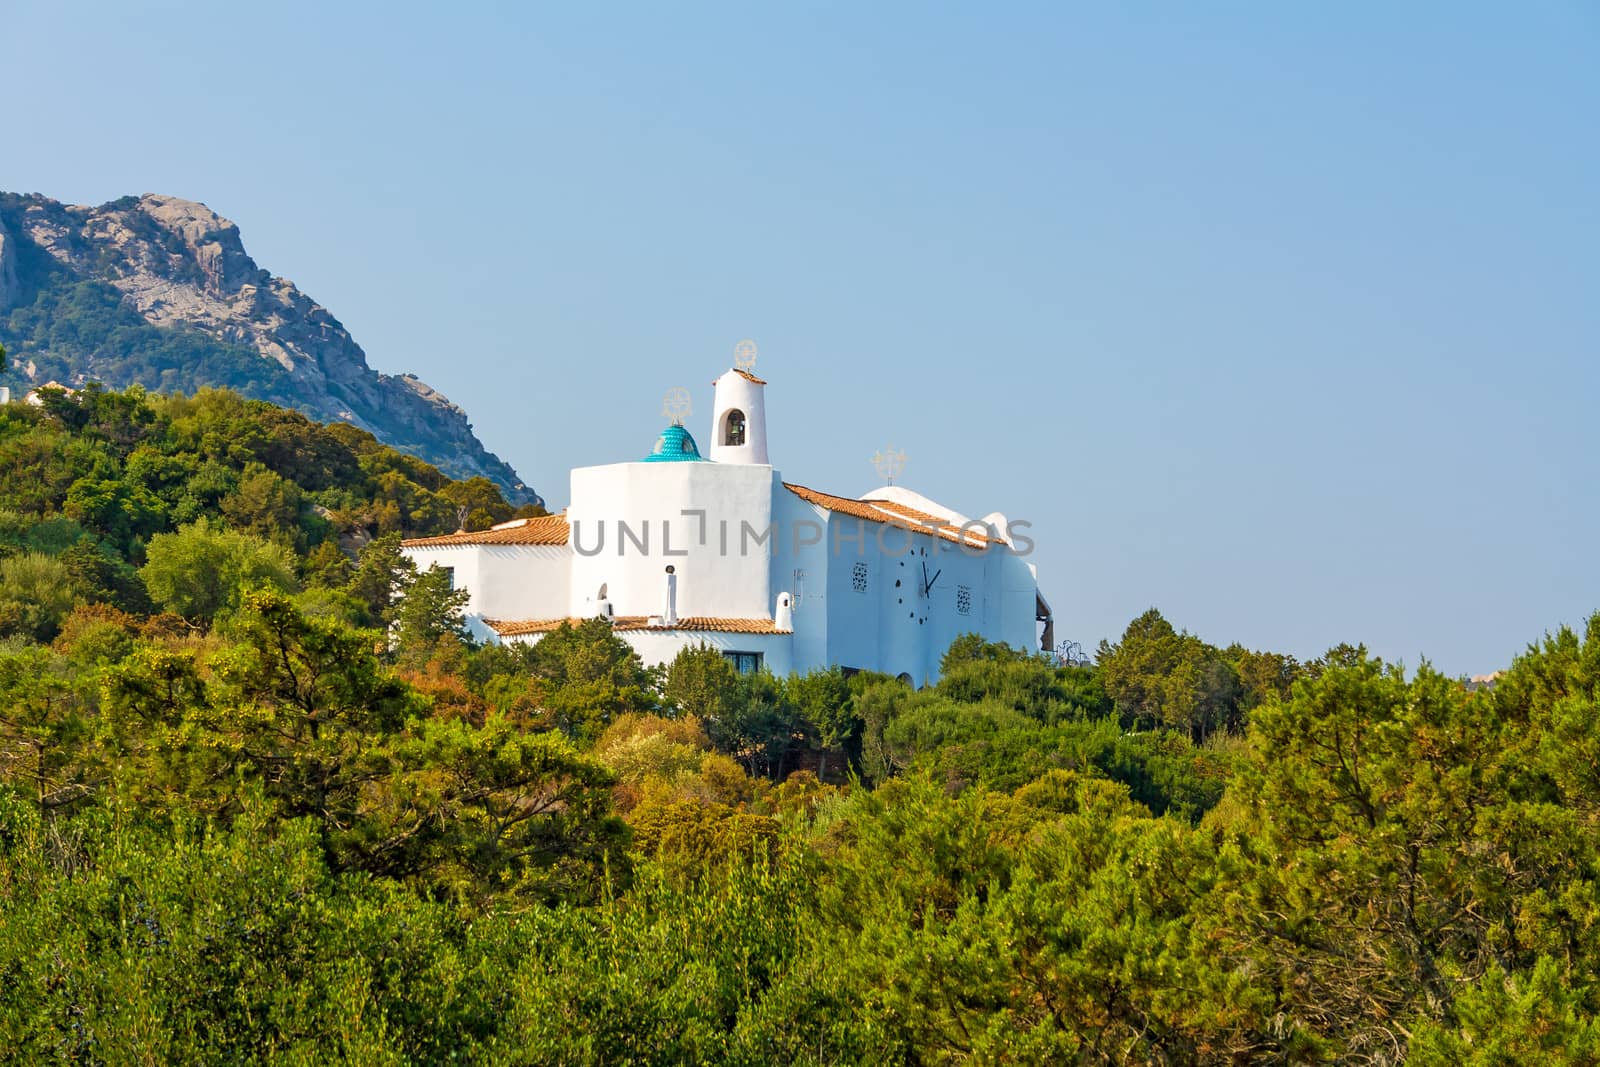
<box><xmin>389</xmin><ymin>714</ymin><xmax>629</xmax><ymax>901</ymax></box>
<box><xmin>664</xmin><ymin>642</ymin><xmax>740</xmax><ymax>721</ymax></box>
<box><xmin>524</xmin><ymin>618</ymin><xmax>656</xmax><ymax>742</ymax></box>
<box><xmin>663</xmin><ymin>646</ymin><xmax>808</xmax><ymax>779</ymax></box>
<box><xmin>705</xmin><ymin>670</ymin><xmax>803</xmax><ymax>780</ymax></box>
<box><xmin>217</xmin><ymin>462</ymin><xmax>303</xmax><ymax>542</ymax></box>
<box><xmin>938</xmin><ymin>635</ymin><xmax>1112</xmax><ymax>724</ymax></box>
<box><xmin>62</xmin><ymin>475</ymin><xmax>167</xmax><ymax>553</ymax></box>
<box><xmin>1219</xmin><ymin>641</ymin><xmax>1600</xmax><ymax>1061</ymax></box>
<box><xmin>808</xmin><ymin>773</ymin><xmax>1276</xmax><ymax>1061</ymax></box>
<box><xmin>438</xmin><ymin>475</ymin><xmax>514</xmax><ymax>532</ymax></box>
<box><xmin>139</xmin><ymin>518</ymin><xmax>297</xmax><ymax>623</ymax></box>
<box><xmin>627</xmin><ymin>797</ymin><xmax>779</xmax><ymax>877</ymax></box>
<box><xmin>1224</xmin><ymin>642</ymin><xmax>1304</xmax><ymax>710</ymax></box>
<box><xmin>1097</xmin><ymin>608</ymin><xmax>1243</xmax><ymax>740</ymax></box>
<box><xmin>54</xmin><ymin>535</ymin><xmax>148</xmax><ymax>613</ymax></box>
<box><xmin>104</xmin><ymin>589</ymin><xmax>627</xmax><ymax>900</ymax></box>
<box><xmin>786</xmin><ymin>667</ymin><xmax>858</xmax><ymax>780</ymax></box>
<box><xmin>593</xmin><ymin>712</ymin><xmax>711</xmax><ymax>788</ymax></box>
<box><xmin>299</xmin><ymin>538</ymin><xmax>352</xmax><ymax>589</ymax></box>
<box><xmin>390</xmin><ymin>562</ymin><xmax>470</xmax><ymax>666</ymax></box>
<box><xmin>857</xmin><ymin>676</ymin><xmax>916</xmax><ymax>785</ymax></box>
<box><xmin>0</xmin><ymin>644</ymin><xmax>99</xmax><ymax>811</ymax></box>
<box><xmin>344</xmin><ymin>531</ymin><xmax>412</xmax><ymax>625</ymax></box>
<box><xmin>1410</xmin><ymin>960</ymin><xmax>1600</xmax><ymax>1065</ymax></box>
<box><xmin>0</xmin><ymin>552</ymin><xmax>78</xmax><ymax>642</ymax></box>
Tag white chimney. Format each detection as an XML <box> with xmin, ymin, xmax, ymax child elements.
<box><xmin>774</xmin><ymin>591</ymin><xmax>794</xmax><ymax>632</ymax></box>
<box><xmin>663</xmin><ymin>565</ymin><xmax>679</xmax><ymax>626</ymax></box>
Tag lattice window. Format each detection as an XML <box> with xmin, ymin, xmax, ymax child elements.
<box><xmin>956</xmin><ymin>584</ymin><xmax>973</xmax><ymax>615</ymax></box>
<box><xmin>851</xmin><ymin>561</ymin><xmax>869</xmax><ymax>593</ymax></box>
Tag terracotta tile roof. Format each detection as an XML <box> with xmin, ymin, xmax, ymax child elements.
<box><xmin>487</xmin><ymin>617</ymin><xmax>619</xmax><ymax>637</ymax></box>
<box><xmin>715</xmin><ymin>368</ymin><xmax>768</xmax><ymax>385</ymax></box>
<box><xmin>664</xmin><ymin>616</ymin><xmax>790</xmax><ymax>634</ymax></box>
<box><xmin>401</xmin><ymin>514</ymin><xmax>570</xmax><ymax>548</ymax></box>
<box><xmin>783</xmin><ymin>483</ymin><xmax>998</xmax><ymax>550</ymax></box>
<box><xmin>486</xmin><ymin>615</ymin><xmax>791</xmax><ymax>637</ymax></box>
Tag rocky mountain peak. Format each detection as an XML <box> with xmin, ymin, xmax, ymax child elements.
<box><xmin>0</xmin><ymin>225</ymin><xmax>19</xmax><ymax>310</ymax></box>
<box><xmin>133</xmin><ymin>194</ymin><xmax>260</xmax><ymax>296</ymax></box>
<box><xmin>0</xmin><ymin>191</ymin><xmax>539</xmax><ymax>505</ymax></box>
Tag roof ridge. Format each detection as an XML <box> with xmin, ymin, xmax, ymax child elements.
<box><xmin>783</xmin><ymin>482</ymin><xmax>996</xmax><ymax>550</ymax></box>
<box><xmin>716</xmin><ymin>368</ymin><xmax>768</xmax><ymax>386</ymax></box>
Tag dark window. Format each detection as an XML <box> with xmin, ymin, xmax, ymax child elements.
<box><xmin>440</xmin><ymin>566</ymin><xmax>455</xmax><ymax>589</ymax></box>
<box><xmin>723</xmin><ymin>650</ymin><xmax>763</xmax><ymax>675</ymax></box>
<box><xmin>851</xmin><ymin>561</ymin><xmax>869</xmax><ymax>593</ymax></box>
<box><xmin>724</xmin><ymin>409</ymin><xmax>747</xmax><ymax>446</ymax></box>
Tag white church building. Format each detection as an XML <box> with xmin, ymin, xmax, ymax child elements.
<box><xmin>401</xmin><ymin>355</ymin><xmax>1053</xmax><ymax>685</ymax></box>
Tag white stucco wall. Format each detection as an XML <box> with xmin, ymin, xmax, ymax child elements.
<box><xmin>505</xmin><ymin>627</ymin><xmax>794</xmax><ymax>676</ymax></box>
<box><xmin>812</xmin><ymin>511</ymin><xmax>1039</xmax><ymax>685</ymax></box>
<box><xmin>404</xmin><ymin>544</ymin><xmax>570</xmax><ymax>625</ymax></box>
<box><xmin>620</xmin><ymin>629</ymin><xmax>793</xmax><ymax>675</ymax></box>
<box><xmin>769</xmin><ymin>488</ymin><xmax>833</xmax><ymax>674</ymax></box>
<box><xmin>998</xmin><ymin>552</ymin><xmax>1042</xmax><ymax>652</ymax></box>
<box><xmin>566</xmin><ymin>461</ymin><xmax>777</xmax><ymax>622</ymax></box>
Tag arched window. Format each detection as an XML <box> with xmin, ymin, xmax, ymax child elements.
<box><xmin>723</xmin><ymin>409</ymin><xmax>747</xmax><ymax>447</ymax></box>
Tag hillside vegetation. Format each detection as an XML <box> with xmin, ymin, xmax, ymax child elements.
<box><xmin>1</xmin><ymin>385</ymin><xmax>1598</xmax><ymax>1064</ymax></box>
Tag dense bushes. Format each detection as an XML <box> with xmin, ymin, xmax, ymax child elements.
<box><xmin>5</xmin><ymin>603</ymin><xmax>1600</xmax><ymax>1062</ymax></box>
<box><xmin>0</xmin><ymin>384</ymin><xmax>539</xmax><ymax>580</ymax></box>
<box><xmin>1</xmin><ymin>385</ymin><xmax>1598</xmax><ymax>1062</ymax></box>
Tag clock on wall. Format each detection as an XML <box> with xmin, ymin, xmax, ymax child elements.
<box><xmin>896</xmin><ymin>546</ymin><xmax>940</xmax><ymax>625</ymax></box>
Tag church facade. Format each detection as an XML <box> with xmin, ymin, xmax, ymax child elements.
<box><xmin>400</xmin><ymin>359</ymin><xmax>1052</xmax><ymax>685</ymax></box>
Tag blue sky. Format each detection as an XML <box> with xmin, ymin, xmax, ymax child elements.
<box><xmin>7</xmin><ymin>2</ymin><xmax>1597</xmax><ymax>674</ymax></box>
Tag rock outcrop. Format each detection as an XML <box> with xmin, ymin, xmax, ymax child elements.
<box><xmin>0</xmin><ymin>192</ymin><xmax>538</xmax><ymax>505</ymax></box>
<box><xmin>0</xmin><ymin>226</ymin><xmax>19</xmax><ymax>311</ymax></box>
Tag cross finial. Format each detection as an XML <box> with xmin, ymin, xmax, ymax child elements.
<box><xmin>733</xmin><ymin>338</ymin><xmax>759</xmax><ymax>372</ymax></box>
<box><xmin>872</xmin><ymin>446</ymin><xmax>908</xmax><ymax>484</ymax></box>
<box><xmin>661</xmin><ymin>387</ymin><xmax>692</xmax><ymax>422</ymax></box>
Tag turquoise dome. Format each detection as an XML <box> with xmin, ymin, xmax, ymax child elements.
<box><xmin>642</xmin><ymin>423</ymin><xmax>705</xmax><ymax>462</ymax></box>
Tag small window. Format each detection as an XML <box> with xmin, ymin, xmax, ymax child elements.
<box><xmin>956</xmin><ymin>584</ymin><xmax>972</xmax><ymax>616</ymax></box>
<box><xmin>723</xmin><ymin>650</ymin><xmax>763</xmax><ymax>675</ymax></box>
<box><xmin>724</xmin><ymin>409</ymin><xmax>747</xmax><ymax>447</ymax></box>
<box><xmin>851</xmin><ymin>561</ymin><xmax>869</xmax><ymax>593</ymax></box>
<box><xmin>440</xmin><ymin>566</ymin><xmax>455</xmax><ymax>590</ymax></box>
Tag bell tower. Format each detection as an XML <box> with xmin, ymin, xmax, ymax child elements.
<box><xmin>710</xmin><ymin>340</ymin><xmax>769</xmax><ymax>465</ymax></box>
